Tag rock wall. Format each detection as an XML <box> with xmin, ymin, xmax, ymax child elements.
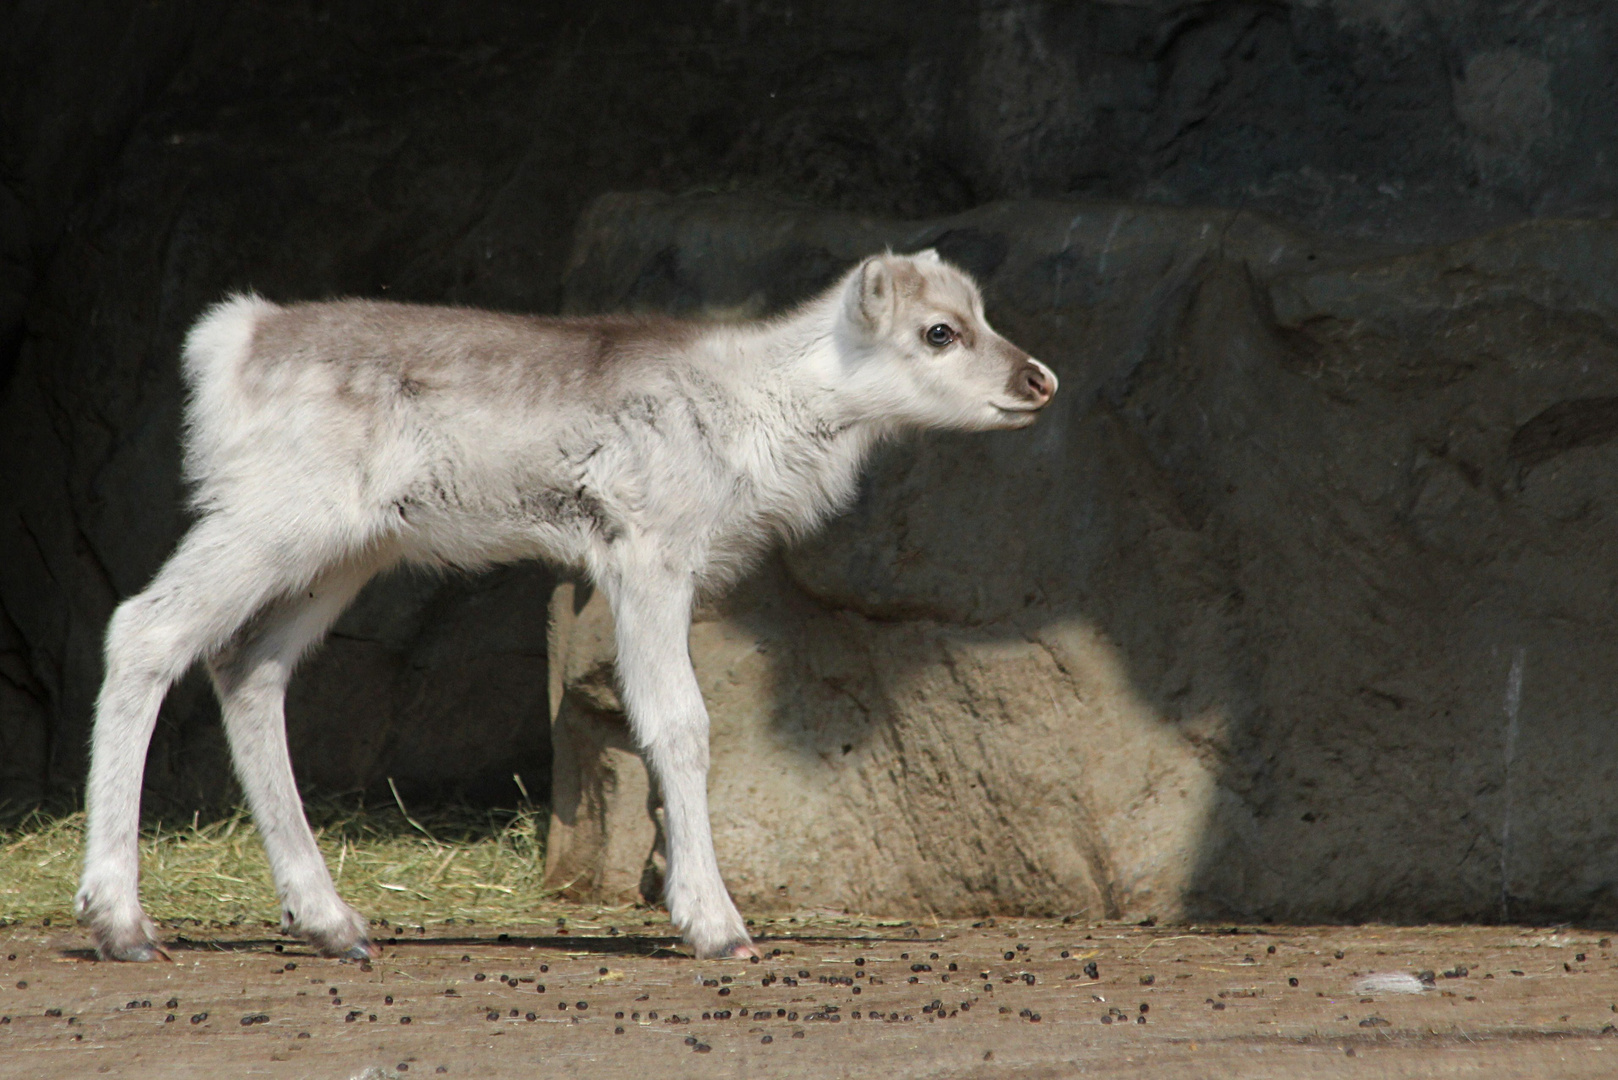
<box><xmin>547</xmin><ymin>192</ymin><xmax>1618</xmax><ymax>923</ymax></box>
<box><xmin>6</xmin><ymin>0</ymin><xmax>1618</xmax><ymax>848</ymax></box>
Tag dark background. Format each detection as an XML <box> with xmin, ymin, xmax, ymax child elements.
<box><xmin>4</xmin><ymin>0</ymin><xmax>1617</xmax><ymax>818</ymax></box>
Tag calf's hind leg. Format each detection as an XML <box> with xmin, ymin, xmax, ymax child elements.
<box><xmin>76</xmin><ymin>516</ymin><xmax>335</xmax><ymax>960</ymax></box>
<box><xmin>207</xmin><ymin>556</ymin><xmax>385</xmax><ymax>959</ymax></box>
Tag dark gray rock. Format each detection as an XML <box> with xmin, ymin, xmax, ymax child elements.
<box><xmin>550</xmin><ymin>192</ymin><xmax>1618</xmax><ymax>923</ymax></box>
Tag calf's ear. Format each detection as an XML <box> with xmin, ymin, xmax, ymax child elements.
<box><xmin>844</xmin><ymin>256</ymin><xmax>895</xmax><ymax>334</ymax></box>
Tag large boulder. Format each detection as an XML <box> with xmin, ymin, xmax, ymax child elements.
<box><xmin>546</xmin><ymin>192</ymin><xmax>1618</xmax><ymax>923</ymax></box>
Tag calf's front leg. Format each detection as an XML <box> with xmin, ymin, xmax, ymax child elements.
<box><xmin>606</xmin><ymin>571</ymin><xmax>755</xmax><ymax>959</ymax></box>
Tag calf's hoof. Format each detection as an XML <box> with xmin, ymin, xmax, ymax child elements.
<box><xmin>78</xmin><ymin>896</ymin><xmax>170</xmax><ymax>962</ymax></box>
<box><xmin>696</xmin><ymin>937</ymin><xmax>760</xmax><ymax>960</ymax></box>
<box><xmin>334</xmin><ymin>940</ymin><xmax>381</xmax><ymax>961</ymax></box>
<box><xmin>92</xmin><ymin>924</ymin><xmax>172</xmax><ymax>963</ymax></box>
<box><xmin>285</xmin><ymin>901</ymin><xmax>378</xmax><ymax>960</ymax></box>
<box><xmin>102</xmin><ymin>939</ymin><xmax>173</xmax><ymax>963</ymax></box>
<box><xmin>296</xmin><ymin>927</ymin><xmax>378</xmax><ymax>960</ymax></box>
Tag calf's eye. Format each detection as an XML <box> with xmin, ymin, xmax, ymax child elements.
<box><xmin>924</xmin><ymin>323</ymin><xmax>955</xmax><ymax>347</ymax></box>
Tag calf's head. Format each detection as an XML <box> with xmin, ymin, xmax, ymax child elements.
<box><xmin>835</xmin><ymin>250</ymin><xmax>1057</xmax><ymax>431</ymax></box>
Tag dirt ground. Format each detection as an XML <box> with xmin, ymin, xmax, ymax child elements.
<box><xmin>3</xmin><ymin>913</ymin><xmax>1617</xmax><ymax>1079</ymax></box>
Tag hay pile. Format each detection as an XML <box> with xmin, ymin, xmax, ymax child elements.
<box><xmin>0</xmin><ymin>799</ymin><xmax>556</xmax><ymax>930</ymax></box>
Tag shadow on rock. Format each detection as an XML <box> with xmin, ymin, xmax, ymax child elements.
<box><xmin>546</xmin><ymin>193</ymin><xmax>1618</xmax><ymax>929</ymax></box>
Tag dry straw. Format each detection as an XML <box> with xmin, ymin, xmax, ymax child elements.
<box><xmin>0</xmin><ymin>796</ymin><xmax>555</xmax><ymax>930</ymax></box>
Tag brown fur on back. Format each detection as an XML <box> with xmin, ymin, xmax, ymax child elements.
<box><xmin>249</xmin><ymin>300</ymin><xmax>700</xmax><ymax>404</ymax></box>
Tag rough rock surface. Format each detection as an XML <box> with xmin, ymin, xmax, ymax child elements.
<box><xmin>548</xmin><ymin>191</ymin><xmax>1618</xmax><ymax>923</ymax></box>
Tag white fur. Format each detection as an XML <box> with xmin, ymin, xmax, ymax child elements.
<box><xmin>75</xmin><ymin>252</ymin><xmax>1056</xmax><ymax>960</ymax></box>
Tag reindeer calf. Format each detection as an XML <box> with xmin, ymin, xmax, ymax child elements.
<box><xmin>75</xmin><ymin>250</ymin><xmax>1057</xmax><ymax>961</ymax></box>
